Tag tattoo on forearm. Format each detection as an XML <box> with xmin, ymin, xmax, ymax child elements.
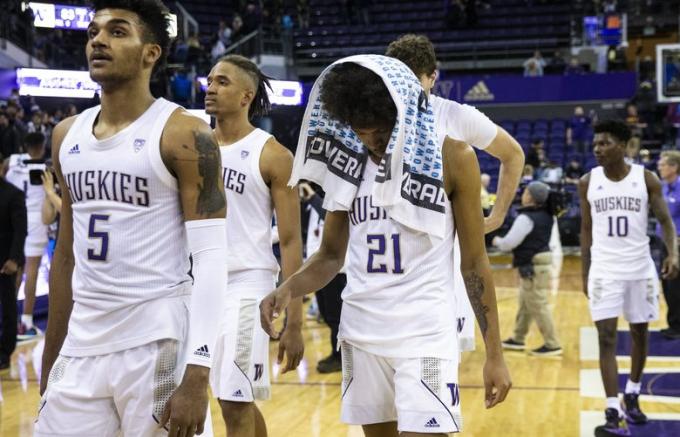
<box><xmin>464</xmin><ymin>272</ymin><xmax>489</xmax><ymax>337</ymax></box>
<box><xmin>180</xmin><ymin>130</ymin><xmax>225</xmax><ymax>215</ymax></box>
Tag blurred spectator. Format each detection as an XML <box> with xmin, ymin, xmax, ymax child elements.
<box><xmin>603</xmin><ymin>0</ymin><xmax>617</xmax><ymax>13</ymax></box>
<box><xmin>297</xmin><ymin>0</ymin><xmax>310</xmax><ymax>29</ymax></box>
<box><xmin>232</xmin><ymin>15</ymin><xmax>244</xmax><ymax>42</ymax></box>
<box><xmin>211</xmin><ymin>36</ymin><xmax>227</xmax><ymax>62</ymax></box>
<box><xmin>639</xmin><ymin>148</ymin><xmax>655</xmax><ymax>171</ymax></box>
<box><xmin>524</xmin><ymin>51</ymin><xmax>546</xmax><ymax>77</ymax></box>
<box><xmin>548</xmin><ymin>50</ymin><xmax>567</xmax><ymax>74</ymax></box>
<box><xmin>564</xmin><ymin>58</ymin><xmax>585</xmax><ymax>75</ymax></box>
<box><xmin>564</xmin><ymin>159</ymin><xmax>584</xmax><ymax>184</ymax></box>
<box><xmin>27</xmin><ymin>111</ymin><xmax>50</xmax><ymax>138</ymax></box>
<box><xmin>0</xmin><ymin>165</ymin><xmax>27</xmax><ymax>370</ymax></box>
<box><xmin>522</xmin><ymin>164</ymin><xmax>535</xmax><ymax>184</ymax></box>
<box><xmin>625</xmin><ymin>103</ymin><xmax>647</xmax><ymax>138</ymax></box>
<box><xmin>242</xmin><ymin>2</ymin><xmax>261</xmax><ymax>34</ymax></box>
<box><xmin>639</xmin><ymin>56</ymin><xmax>655</xmax><ymax>82</ymax></box>
<box><xmin>656</xmin><ymin>150</ymin><xmax>680</xmax><ymax>339</ymax></box>
<box><xmin>65</xmin><ymin>104</ymin><xmax>77</xmax><ymax>118</ymax></box>
<box><xmin>481</xmin><ymin>173</ymin><xmax>491</xmax><ymax>214</ymax></box>
<box><xmin>643</xmin><ymin>16</ymin><xmax>656</xmax><ymax>36</ymax></box>
<box><xmin>446</xmin><ymin>0</ymin><xmax>465</xmax><ymax>28</ymax></box>
<box><xmin>357</xmin><ymin>0</ymin><xmax>372</xmax><ymax>26</ymax></box>
<box><xmin>465</xmin><ymin>0</ymin><xmax>478</xmax><ymax>26</ymax></box>
<box><xmin>218</xmin><ymin>19</ymin><xmax>233</xmax><ymax>47</ymax></box>
<box><xmin>526</xmin><ymin>138</ymin><xmax>545</xmax><ymax>169</ymax></box>
<box><xmin>625</xmin><ymin>136</ymin><xmax>641</xmax><ymax>164</ymax></box>
<box><xmin>607</xmin><ymin>45</ymin><xmax>627</xmax><ymax>71</ymax></box>
<box><xmin>567</xmin><ymin>106</ymin><xmax>593</xmax><ymax>153</ymax></box>
<box><xmin>540</xmin><ymin>161</ymin><xmax>563</xmax><ymax>185</ymax></box>
<box><xmin>186</xmin><ymin>32</ymin><xmax>203</xmax><ymax>64</ymax></box>
<box><xmin>0</xmin><ymin>109</ymin><xmax>23</xmax><ymax>158</ymax></box>
<box><xmin>170</xmin><ymin>70</ymin><xmax>193</xmax><ymax>107</ymax></box>
<box><xmin>666</xmin><ymin>102</ymin><xmax>680</xmax><ymax>146</ymax></box>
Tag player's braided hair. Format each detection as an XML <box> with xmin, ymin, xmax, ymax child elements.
<box><xmin>319</xmin><ymin>63</ymin><xmax>397</xmax><ymax>129</ymax></box>
<box><xmin>218</xmin><ymin>55</ymin><xmax>272</xmax><ymax>119</ymax></box>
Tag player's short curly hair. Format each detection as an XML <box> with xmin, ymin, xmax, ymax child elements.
<box><xmin>90</xmin><ymin>0</ymin><xmax>172</xmax><ymax>77</ymax></box>
<box><xmin>385</xmin><ymin>34</ymin><xmax>437</xmax><ymax>78</ymax></box>
<box><xmin>593</xmin><ymin>119</ymin><xmax>632</xmax><ymax>145</ymax></box>
<box><xmin>319</xmin><ymin>63</ymin><xmax>397</xmax><ymax>129</ymax></box>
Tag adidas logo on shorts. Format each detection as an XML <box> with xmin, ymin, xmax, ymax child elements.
<box><xmin>232</xmin><ymin>389</ymin><xmax>244</xmax><ymax>398</ymax></box>
<box><xmin>194</xmin><ymin>345</ymin><xmax>210</xmax><ymax>358</ymax></box>
<box><xmin>424</xmin><ymin>417</ymin><xmax>440</xmax><ymax>428</ymax></box>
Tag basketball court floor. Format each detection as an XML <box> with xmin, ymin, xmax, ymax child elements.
<box><xmin>1</xmin><ymin>256</ymin><xmax>679</xmax><ymax>436</ymax></box>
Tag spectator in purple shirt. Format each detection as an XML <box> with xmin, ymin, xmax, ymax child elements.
<box><xmin>567</xmin><ymin>106</ymin><xmax>592</xmax><ymax>153</ymax></box>
<box><xmin>657</xmin><ymin>151</ymin><xmax>680</xmax><ymax>339</ymax></box>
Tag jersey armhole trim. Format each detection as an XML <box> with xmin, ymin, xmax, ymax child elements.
<box><xmin>251</xmin><ymin>131</ymin><xmax>273</xmax><ymax>196</ymax></box>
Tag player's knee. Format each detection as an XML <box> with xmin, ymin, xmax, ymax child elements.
<box><xmin>597</xmin><ymin>329</ymin><xmax>617</xmax><ymax>351</ymax></box>
<box><xmin>220</xmin><ymin>400</ymin><xmax>255</xmax><ymax>425</ymax></box>
<box><xmin>629</xmin><ymin>324</ymin><xmax>648</xmax><ymax>341</ymax></box>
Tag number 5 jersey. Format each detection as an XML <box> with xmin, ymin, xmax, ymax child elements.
<box><xmin>340</xmin><ymin>158</ymin><xmax>458</xmax><ymax>361</ymax></box>
<box><xmin>587</xmin><ymin>164</ymin><xmax>657</xmax><ymax>280</ymax></box>
<box><xmin>58</xmin><ymin>99</ymin><xmax>193</xmax><ymax>357</ymax></box>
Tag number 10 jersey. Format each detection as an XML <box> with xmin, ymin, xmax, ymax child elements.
<box><xmin>339</xmin><ymin>158</ymin><xmax>458</xmax><ymax>360</ymax></box>
<box><xmin>587</xmin><ymin>164</ymin><xmax>656</xmax><ymax>280</ymax></box>
<box><xmin>58</xmin><ymin>99</ymin><xmax>193</xmax><ymax>357</ymax></box>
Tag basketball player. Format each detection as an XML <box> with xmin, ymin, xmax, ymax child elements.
<box><xmin>579</xmin><ymin>120</ymin><xmax>678</xmax><ymax>436</ymax></box>
<box><xmin>261</xmin><ymin>61</ymin><xmax>511</xmax><ymax>437</ymax></box>
<box><xmin>36</xmin><ymin>2</ymin><xmax>227</xmax><ymax>436</ymax></box>
<box><xmin>204</xmin><ymin>55</ymin><xmax>304</xmax><ymax>436</ymax></box>
<box><xmin>4</xmin><ymin>132</ymin><xmax>48</xmax><ymax>340</ymax></box>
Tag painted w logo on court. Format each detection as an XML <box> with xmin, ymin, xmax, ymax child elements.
<box><xmin>254</xmin><ymin>363</ymin><xmax>264</xmax><ymax>381</ymax></box>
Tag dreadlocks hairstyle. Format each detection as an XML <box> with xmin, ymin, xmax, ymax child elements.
<box><xmin>385</xmin><ymin>34</ymin><xmax>437</xmax><ymax>78</ymax></box>
<box><xmin>218</xmin><ymin>54</ymin><xmax>272</xmax><ymax>119</ymax></box>
<box><xmin>90</xmin><ymin>0</ymin><xmax>172</xmax><ymax>77</ymax></box>
<box><xmin>593</xmin><ymin>119</ymin><xmax>632</xmax><ymax>145</ymax></box>
<box><xmin>320</xmin><ymin>63</ymin><xmax>397</xmax><ymax>129</ymax></box>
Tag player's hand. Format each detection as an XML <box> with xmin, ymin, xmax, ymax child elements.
<box><xmin>0</xmin><ymin>259</ymin><xmax>18</xmax><ymax>275</ymax></box>
<box><xmin>483</xmin><ymin>355</ymin><xmax>511</xmax><ymax>409</ymax></box>
<box><xmin>41</xmin><ymin>169</ymin><xmax>55</xmax><ymax>194</ymax></box>
<box><xmin>278</xmin><ymin>326</ymin><xmax>305</xmax><ymax>373</ymax></box>
<box><xmin>484</xmin><ymin>213</ymin><xmax>504</xmax><ymax>234</ymax></box>
<box><xmin>298</xmin><ymin>182</ymin><xmax>315</xmax><ymax>201</ymax></box>
<box><xmin>260</xmin><ymin>286</ymin><xmax>292</xmax><ymax>338</ymax></box>
<box><xmin>39</xmin><ymin>366</ymin><xmax>50</xmax><ymax>396</ymax></box>
<box><xmin>582</xmin><ymin>279</ymin><xmax>589</xmax><ymax>298</ymax></box>
<box><xmin>159</xmin><ymin>365</ymin><xmax>209</xmax><ymax>437</ymax></box>
<box><xmin>662</xmin><ymin>255</ymin><xmax>679</xmax><ymax>280</ymax></box>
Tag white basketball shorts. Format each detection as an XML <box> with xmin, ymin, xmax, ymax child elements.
<box><xmin>340</xmin><ymin>342</ymin><xmax>462</xmax><ymax>434</ymax></box>
<box><xmin>588</xmin><ymin>276</ymin><xmax>659</xmax><ymax>324</ymax></box>
<box><xmin>210</xmin><ymin>295</ymin><xmax>271</xmax><ymax>402</ymax></box>
<box><xmin>34</xmin><ymin>339</ymin><xmax>213</xmax><ymax>436</ymax></box>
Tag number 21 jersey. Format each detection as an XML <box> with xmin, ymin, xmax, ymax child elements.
<box><xmin>587</xmin><ymin>164</ymin><xmax>656</xmax><ymax>279</ymax></box>
<box><xmin>340</xmin><ymin>158</ymin><xmax>458</xmax><ymax>360</ymax></box>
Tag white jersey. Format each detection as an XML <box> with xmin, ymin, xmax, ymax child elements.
<box><xmin>59</xmin><ymin>98</ymin><xmax>192</xmax><ymax>357</ymax></box>
<box><xmin>220</xmin><ymin>128</ymin><xmax>279</xmax><ymax>284</ymax></box>
<box><xmin>430</xmin><ymin>94</ymin><xmax>497</xmax><ymax>148</ymax></box>
<box><xmin>5</xmin><ymin>153</ymin><xmax>46</xmax><ymax>214</ymax></box>
<box><xmin>587</xmin><ymin>164</ymin><xmax>656</xmax><ymax>279</ymax></box>
<box><xmin>339</xmin><ymin>158</ymin><xmax>458</xmax><ymax>360</ymax></box>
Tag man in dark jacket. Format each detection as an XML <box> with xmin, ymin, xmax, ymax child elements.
<box><xmin>493</xmin><ymin>181</ymin><xmax>562</xmax><ymax>356</ymax></box>
<box><xmin>0</xmin><ymin>166</ymin><xmax>27</xmax><ymax>370</ymax></box>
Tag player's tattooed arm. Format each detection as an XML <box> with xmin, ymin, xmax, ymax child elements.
<box><xmin>645</xmin><ymin>169</ymin><xmax>679</xmax><ymax>279</ymax></box>
<box><xmin>161</xmin><ymin>111</ymin><xmax>226</xmax><ymax>221</ymax></box>
<box><xmin>578</xmin><ymin>173</ymin><xmax>592</xmax><ymax>297</ymax></box>
<box><xmin>463</xmin><ymin>271</ymin><xmax>489</xmax><ymax>337</ymax></box>
<box><xmin>444</xmin><ymin>137</ymin><xmax>511</xmax><ymax>409</ymax></box>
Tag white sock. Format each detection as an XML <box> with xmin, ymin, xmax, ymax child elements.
<box><xmin>21</xmin><ymin>314</ymin><xmax>33</xmax><ymax>328</ymax></box>
<box><xmin>606</xmin><ymin>397</ymin><xmax>621</xmax><ymax>414</ymax></box>
<box><xmin>625</xmin><ymin>379</ymin><xmax>641</xmax><ymax>395</ymax></box>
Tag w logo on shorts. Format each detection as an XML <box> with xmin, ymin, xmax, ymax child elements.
<box><xmin>254</xmin><ymin>363</ymin><xmax>264</xmax><ymax>381</ymax></box>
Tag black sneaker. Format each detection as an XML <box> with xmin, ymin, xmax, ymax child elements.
<box><xmin>660</xmin><ymin>328</ymin><xmax>680</xmax><ymax>340</ymax></box>
<box><xmin>594</xmin><ymin>408</ymin><xmax>630</xmax><ymax>436</ymax></box>
<box><xmin>622</xmin><ymin>393</ymin><xmax>648</xmax><ymax>424</ymax></box>
<box><xmin>528</xmin><ymin>345</ymin><xmax>563</xmax><ymax>356</ymax></box>
<box><xmin>501</xmin><ymin>338</ymin><xmax>525</xmax><ymax>350</ymax></box>
<box><xmin>316</xmin><ymin>354</ymin><xmax>341</xmax><ymax>374</ymax></box>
